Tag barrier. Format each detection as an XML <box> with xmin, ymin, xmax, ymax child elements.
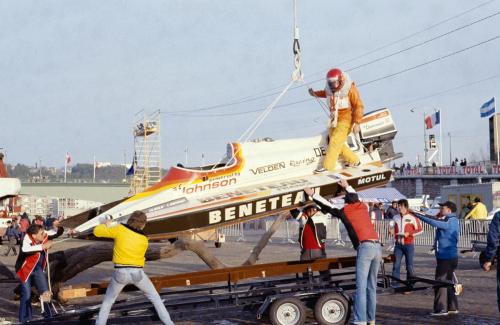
<box><xmin>223</xmin><ymin>218</ymin><xmax>492</xmax><ymax>250</ymax></box>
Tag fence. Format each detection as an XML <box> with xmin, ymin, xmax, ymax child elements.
<box><xmin>220</xmin><ymin>218</ymin><xmax>491</xmax><ymax>249</ymax></box>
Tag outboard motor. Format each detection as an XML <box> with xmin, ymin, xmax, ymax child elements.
<box><xmin>358</xmin><ymin>108</ymin><xmax>401</xmax><ymax>162</ymax></box>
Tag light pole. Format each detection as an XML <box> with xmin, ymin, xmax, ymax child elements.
<box><xmin>448</xmin><ymin>132</ymin><xmax>452</xmax><ymax>166</ymax></box>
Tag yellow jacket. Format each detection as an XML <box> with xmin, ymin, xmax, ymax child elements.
<box><xmin>464</xmin><ymin>202</ymin><xmax>488</xmax><ymax>220</ymax></box>
<box><xmin>94</xmin><ymin>224</ymin><xmax>148</xmax><ymax>267</ymax></box>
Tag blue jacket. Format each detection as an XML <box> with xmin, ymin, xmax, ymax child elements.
<box><xmin>415</xmin><ymin>213</ymin><xmax>459</xmax><ymax>260</ymax></box>
<box><xmin>485</xmin><ymin>212</ymin><xmax>500</xmax><ymax>261</ymax></box>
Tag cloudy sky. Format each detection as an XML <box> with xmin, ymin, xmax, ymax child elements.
<box><xmin>1</xmin><ymin>0</ymin><xmax>499</xmax><ymax>168</ymax></box>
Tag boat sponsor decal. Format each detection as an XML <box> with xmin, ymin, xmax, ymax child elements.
<box><xmin>356</xmin><ymin>173</ymin><xmax>387</xmax><ymax>186</ymax></box>
<box><xmin>289</xmin><ymin>157</ymin><xmax>316</xmax><ymax>167</ymax></box>
<box><xmin>198</xmin><ymin>178</ymin><xmax>309</xmax><ymax>204</ymax></box>
<box><xmin>178</xmin><ymin>178</ymin><xmax>237</xmax><ymax>194</ymax></box>
<box><xmin>313</xmin><ymin>147</ymin><xmax>327</xmax><ymax>157</ymax></box>
<box><xmin>145</xmin><ymin>197</ymin><xmax>188</xmax><ymax>214</ymax></box>
<box><xmin>207</xmin><ymin>190</ymin><xmax>310</xmax><ymax>225</ymax></box>
<box><xmin>250</xmin><ymin>162</ymin><xmax>286</xmax><ymax>175</ymax></box>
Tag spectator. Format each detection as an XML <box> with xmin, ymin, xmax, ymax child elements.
<box><xmin>414</xmin><ymin>201</ymin><xmax>460</xmax><ymax>316</ymax></box>
<box><xmin>385</xmin><ymin>200</ymin><xmax>399</xmax><ymax>220</ymax></box>
<box><xmin>290</xmin><ymin>204</ymin><xmax>328</xmax><ymax>262</ymax></box>
<box><xmin>4</xmin><ymin>220</ymin><xmax>21</xmax><ymax>256</ymax></box>
<box><xmin>15</xmin><ymin>221</ymin><xmax>64</xmax><ymax>323</ymax></box>
<box><xmin>19</xmin><ymin>213</ymin><xmax>30</xmax><ymax>234</ymax></box>
<box><xmin>463</xmin><ymin>158</ymin><xmax>467</xmax><ymax>166</ymax></box>
<box><xmin>305</xmin><ymin>179</ymin><xmax>381</xmax><ymax>325</ymax></box>
<box><xmin>371</xmin><ymin>203</ymin><xmax>384</xmax><ymax>220</ymax></box>
<box><xmin>33</xmin><ymin>215</ymin><xmax>44</xmax><ymax>226</ymax></box>
<box><xmin>44</xmin><ymin>214</ymin><xmax>56</xmax><ymax>230</ymax></box>
<box><xmin>482</xmin><ymin>211</ymin><xmax>500</xmax><ymax>312</ymax></box>
<box><xmin>432</xmin><ymin>161</ymin><xmax>437</xmax><ymax>168</ymax></box>
<box><xmin>389</xmin><ymin>199</ymin><xmax>423</xmax><ymax>283</ymax></box>
<box><xmin>93</xmin><ymin>211</ymin><xmax>174</xmax><ymax>325</ymax></box>
<box><xmin>464</xmin><ymin>197</ymin><xmax>488</xmax><ymax>220</ymax></box>
<box><xmin>290</xmin><ymin>204</ymin><xmax>329</xmax><ymax>278</ymax></box>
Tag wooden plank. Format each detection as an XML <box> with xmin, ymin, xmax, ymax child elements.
<box><xmin>59</xmin><ymin>254</ymin><xmax>394</xmax><ymax>300</ymax></box>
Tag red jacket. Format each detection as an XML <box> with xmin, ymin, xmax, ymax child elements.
<box><xmin>392</xmin><ymin>213</ymin><xmax>422</xmax><ymax>245</ymax></box>
<box><xmin>15</xmin><ymin>227</ymin><xmax>63</xmax><ymax>283</ymax></box>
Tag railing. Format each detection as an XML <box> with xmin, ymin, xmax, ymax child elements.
<box><xmin>220</xmin><ymin>219</ymin><xmax>492</xmax><ymax>249</ymax></box>
<box><xmin>395</xmin><ymin>164</ymin><xmax>500</xmax><ymax>177</ymax></box>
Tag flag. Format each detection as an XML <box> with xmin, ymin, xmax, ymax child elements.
<box><xmin>425</xmin><ymin>111</ymin><xmax>440</xmax><ymax>129</ymax></box>
<box><xmin>126</xmin><ymin>153</ymin><xmax>137</xmax><ymax>176</ymax></box>
<box><xmin>65</xmin><ymin>152</ymin><xmax>71</xmax><ymax>165</ymax></box>
<box><xmin>480</xmin><ymin>97</ymin><xmax>495</xmax><ymax>118</ymax></box>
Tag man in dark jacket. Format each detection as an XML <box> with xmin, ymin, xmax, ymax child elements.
<box><xmin>305</xmin><ymin>179</ymin><xmax>381</xmax><ymax>325</ymax></box>
<box><xmin>385</xmin><ymin>200</ymin><xmax>399</xmax><ymax>220</ymax></box>
<box><xmin>290</xmin><ymin>204</ymin><xmax>328</xmax><ymax>262</ymax></box>
<box><xmin>483</xmin><ymin>211</ymin><xmax>500</xmax><ymax>312</ymax></box>
<box><xmin>414</xmin><ymin>201</ymin><xmax>459</xmax><ymax>316</ymax></box>
<box><xmin>4</xmin><ymin>220</ymin><xmax>20</xmax><ymax>256</ymax></box>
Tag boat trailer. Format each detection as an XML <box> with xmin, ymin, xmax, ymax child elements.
<box><xmin>30</xmin><ymin>254</ymin><xmax>453</xmax><ymax>325</ymax></box>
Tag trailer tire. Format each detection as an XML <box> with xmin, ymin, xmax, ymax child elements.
<box><xmin>313</xmin><ymin>292</ymin><xmax>350</xmax><ymax>325</ymax></box>
<box><xmin>269</xmin><ymin>297</ymin><xmax>306</xmax><ymax>325</ymax></box>
<box><xmin>215</xmin><ymin>242</ymin><xmax>222</xmax><ymax>248</ymax></box>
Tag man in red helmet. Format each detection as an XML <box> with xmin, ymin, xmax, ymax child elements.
<box><xmin>309</xmin><ymin>68</ymin><xmax>364</xmax><ymax>171</ymax></box>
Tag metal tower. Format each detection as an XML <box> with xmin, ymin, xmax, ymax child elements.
<box><xmin>129</xmin><ymin>110</ymin><xmax>162</xmax><ymax>194</ymax></box>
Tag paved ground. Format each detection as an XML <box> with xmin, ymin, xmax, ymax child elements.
<box><xmin>0</xmin><ymin>235</ymin><xmax>498</xmax><ymax>324</ymax></box>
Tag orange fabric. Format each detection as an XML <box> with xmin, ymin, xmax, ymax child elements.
<box><xmin>348</xmin><ymin>83</ymin><xmax>364</xmax><ymax>124</ymax></box>
<box><xmin>312</xmin><ymin>83</ymin><xmax>364</xmax><ymax>124</ymax></box>
<box><xmin>0</xmin><ymin>160</ymin><xmax>8</xmax><ymax>178</ymax></box>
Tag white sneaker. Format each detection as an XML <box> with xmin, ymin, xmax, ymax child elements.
<box><xmin>429</xmin><ymin>310</ymin><xmax>448</xmax><ymax>316</ymax></box>
<box><xmin>447</xmin><ymin>310</ymin><xmax>459</xmax><ymax>314</ymax></box>
<box><xmin>314</xmin><ymin>167</ymin><xmax>326</xmax><ymax>173</ymax></box>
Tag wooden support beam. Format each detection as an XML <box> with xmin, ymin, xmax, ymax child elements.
<box><xmin>59</xmin><ymin>255</ymin><xmax>394</xmax><ymax>300</ymax></box>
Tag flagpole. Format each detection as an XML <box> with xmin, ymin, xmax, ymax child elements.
<box><xmin>64</xmin><ymin>154</ymin><xmax>67</xmax><ymax>183</ymax></box>
<box><xmin>93</xmin><ymin>154</ymin><xmax>96</xmax><ymax>183</ymax></box>
<box><xmin>423</xmin><ymin>113</ymin><xmax>428</xmax><ymax>166</ymax></box>
<box><xmin>495</xmin><ymin>96</ymin><xmax>499</xmax><ymax>165</ymax></box>
<box><xmin>439</xmin><ymin>109</ymin><xmax>443</xmax><ymax>166</ymax></box>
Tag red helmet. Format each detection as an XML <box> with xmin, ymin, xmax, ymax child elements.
<box><xmin>326</xmin><ymin>68</ymin><xmax>344</xmax><ymax>91</ymax></box>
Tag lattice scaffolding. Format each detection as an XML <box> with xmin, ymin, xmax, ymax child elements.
<box><xmin>129</xmin><ymin>110</ymin><xmax>162</xmax><ymax>194</ymax></box>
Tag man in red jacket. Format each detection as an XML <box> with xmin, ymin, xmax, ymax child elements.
<box><xmin>15</xmin><ymin>222</ymin><xmax>63</xmax><ymax>323</ymax></box>
<box><xmin>305</xmin><ymin>179</ymin><xmax>381</xmax><ymax>325</ymax></box>
<box><xmin>389</xmin><ymin>199</ymin><xmax>423</xmax><ymax>283</ymax></box>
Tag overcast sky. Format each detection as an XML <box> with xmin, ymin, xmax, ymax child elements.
<box><xmin>1</xmin><ymin>0</ymin><xmax>499</xmax><ymax>168</ymax></box>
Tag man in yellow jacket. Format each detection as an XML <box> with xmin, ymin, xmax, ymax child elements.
<box><xmin>309</xmin><ymin>68</ymin><xmax>364</xmax><ymax>171</ymax></box>
<box><xmin>465</xmin><ymin>197</ymin><xmax>488</xmax><ymax>220</ymax></box>
<box><xmin>94</xmin><ymin>211</ymin><xmax>174</xmax><ymax>325</ymax></box>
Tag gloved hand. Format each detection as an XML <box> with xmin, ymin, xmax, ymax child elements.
<box><xmin>308</xmin><ymin>88</ymin><xmax>315</xmax><ymax>96</ymax></box>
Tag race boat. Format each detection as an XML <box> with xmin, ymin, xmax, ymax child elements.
<box><xmin>68</xmin><ymin>108</ymin><xmax>400</xmax><ymax>240</ymax></box>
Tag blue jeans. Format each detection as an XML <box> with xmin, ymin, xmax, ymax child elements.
<box><xmin>96</xmin><ymin>268</ymin><xmax>174</xmax><ymax>325</ymax></box>
<box><xmin>19</xmin><ymin>268</ymin><xmax>50</xmax><ymax>323</ymax></box>
<box><xmin>392</xmin><ymin>244</ymin><xmax>415</xmax><ymax>280</ymax></box>
<box><xmin>353</xmin><ymin>242</ymin><xmax>382</xmax><ymax>324</ymax></box>
<box><xmin>496</xmin><ymin>259</ymin><xmax>500</xmax><ymax>312</ymax></box>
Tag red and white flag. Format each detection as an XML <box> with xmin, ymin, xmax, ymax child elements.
<box><xmin>65</xmin><ymin>152</ymin><xmax>72</xmax><ymax>165</ymax></box>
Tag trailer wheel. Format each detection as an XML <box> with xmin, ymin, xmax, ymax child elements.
<box><xmin>215</xmin><ymin>242</ymin><xmax>222</xmax><ymax>248</ymax></box>
<box><xmin>314</xmin><ymin>293</ymin><xmax>350</xmax><ymax>325</ymax></box>
<box><xmin>269</xmin><ymin>297</ymin><xmax>306</xmax><ymax>325</ymax></box>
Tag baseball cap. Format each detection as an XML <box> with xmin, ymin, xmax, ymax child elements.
<box><xmin>438</xmin><ymin>201</ymin><xmax>457</xmax><ymax>213</ymax></box>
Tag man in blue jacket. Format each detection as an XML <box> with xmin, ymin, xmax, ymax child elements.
<box><xmin>483</xmin><ymin>211</ymin><xmax>500</xmax><ymax>312</ymax></box>
<box><xmin>414</xmin><ymin>201</ymin><xmax>459</xmax><ymax>316</ymax></box>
